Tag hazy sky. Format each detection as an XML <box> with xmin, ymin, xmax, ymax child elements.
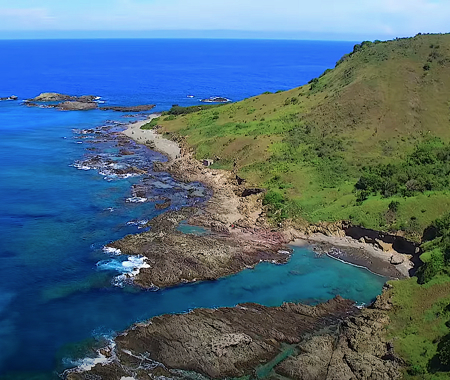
<box><xmin>0</xmin><ymin>0</ymin><xmax>449</xmax><ymax>40</ymax></box>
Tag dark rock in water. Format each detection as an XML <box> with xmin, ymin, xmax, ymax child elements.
<box><xmin>27</xmin><ymin>92</ymin><xmax>98</xmax><ymax>102</ymax></box>
<box><xmin>154</xmin><ymin>198</ymin><xmax>171</xmax><ymax>210</ymax></box>
<box><xmin>25</xmin><ymin>93</ymin><xmax>154</xmax><ymax>112</ymax></box>
<box><xmin>57</xmin><ymin>101</ymin><xmax>98</xmax><ymax>111</ymax></box>
<box><xmin>0</xmin><ymin>95</ymin><xmax>18</xmax><ymax>101</ymax></box>
<box><xmin>100</xmin><ymin>104</ymin><xmax>156</xmax><ymax>112</ymax></box>
<box><xmin>242</xmin><ymin>188</ymin><xmax>266</xmax><ymax>197</ymax></box>
<box><xmin>112</xmin><ymin>166</ymin><xmax>147</xmax><ymax>176</ymax></box>
<box><xmin>24</xmin><ymin>102</ymin><xmax>56</xmax><ymax>109</ymax></box>
<box><xmin>118</xmin><ymin>149</ymin><xmax>135</xmax><ymax>156</ymax></box>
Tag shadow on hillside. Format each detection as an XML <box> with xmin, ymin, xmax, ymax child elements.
<box><xmin>344</xmin><ymin>225</ymin><xmax>423</xmax><ymax>276</ymax></box>
<box><xmin>428</xmin><ymin>332</ymin><xmax>450</xmax><ymax>374</ymax></box>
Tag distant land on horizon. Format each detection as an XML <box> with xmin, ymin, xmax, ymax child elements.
<box><xmin>0</xmin><ymin>29</ymin><xmax>405</xmax><ymax>41</ymax></box>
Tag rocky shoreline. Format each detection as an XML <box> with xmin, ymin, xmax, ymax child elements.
<box><xmin>66</xmin><ymin>293</ymin><xmax>402</xmax><ymax>380</ymax></box>
<box><xmin>122</xmin><ymin>116</ymin><xmax>416</xmax><ymax>282</ymax></box>
<box><xmin>64</xmin><ymin>115</ymin><xmax>414</xmax><ymax>379</ymax></box>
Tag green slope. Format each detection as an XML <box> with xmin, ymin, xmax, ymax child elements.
<box><xmin>154</xmin><ymin>33</ymin><xmax>450</xmax><ymax>241</ymax></box>
<box><xmin>147</xmin><ymin>34</ymin><xmax>450</xmax><ymax>378</ymax></box>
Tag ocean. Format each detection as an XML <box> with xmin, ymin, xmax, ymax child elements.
<box><xmin>0</xmin><ymin>39</ymin><xmax>386</xmax><ymax>379</ymax></box>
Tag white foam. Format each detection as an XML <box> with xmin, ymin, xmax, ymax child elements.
<box><xmin>63</xmin><ymin>341</ymin><xmax>116</xmax><ymax>374</ymax></box>
<box><xmin>104</xmin><ymin>256</ymin><xmax>150</xmax><ymax>287</ymax></box>
<box><xmin>126</xmin><ymin>219</ymin><xmax>149</xmax><ymax>228</ymax></box>
<box><xmin>71</xmin><ymin>354</ymin><xmax>109</xmax><ymax>371</ymax></box>
<box><xmin>97</xmin><ymin>256</ymin><xmax>150</xmax><ymax>275</ymax></box>
<box><xmin>103</xmin><ymin>246</ymin><xmax>122</xmax><ymax>255</ymax></box>
<box><xmin>72</xmin><ymin>162</ymin><xmax>93</xmax><ymax>171</ymax></box>
<box><xmin>126</xmin><ymin>197</ymin><xmax>147</xmax><ymax>203</ymax></box>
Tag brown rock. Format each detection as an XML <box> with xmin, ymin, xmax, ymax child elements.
<box><xmin>58</xmin><ymin>101</ymin><xmax>98</xmax><ymax>111</ymax></box>
<box><xmin>67</xmin><ymin>297</ymin><xmax>356</xmax><ymax>380</ymax></box>
<box><xmin>375</xmin><ymin>238</ymin><xmax>393</xmax><ymax>252</ymax></box>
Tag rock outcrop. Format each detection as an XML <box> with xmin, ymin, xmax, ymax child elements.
<box><xmin>57</xmin><ymin>101</ymin><xmax>98</xmax><ymax>111</ymax></box>
<box><xmin>27</xmin><ymin>92</ymin><xmax>98</xmax><ymax>102</ymax></box>
<box><xmin>27</xmin><ymin>92</ymin><xmax>97</xmax><ymax>102</ymax></box>
<box><xmin>200</xmin><ymin>96</ymin><xmax>231</xmax><ymax>103</ymax></box>
<box><xmin>107</xmin><ymin>209</ymin><xmax>289</xmax><ymax>289</ymax></box>
<box><xmin>65</xmin><ymin>294</ymin><xmax>402</xmax><ymax>380</ymax></box>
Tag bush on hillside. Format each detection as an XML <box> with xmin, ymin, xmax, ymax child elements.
<box><xmin>388</xmin><ymin>201</ymin><xmax>400</xmax><ymax>212</ymax></box>
<box><xmin>355</xmin><ymin>139</ymin><xmax>450</xmax><ymax>199</ymax></box>
<box><xmin>263</xmin><ymin>190</ymin><xmax>288</xmax><ymax>222</ymax></box>
<box><xmin>163</xmin><ymin>104</ymin><xmax>223</xmax><ymax>116</ymax></box>
<box><xmin>417</xmin><ymin>250</ymin><xmax>445</xmax><ymax>284</ymax></box>
<box><xmin>141</xmin><ymin>117</ymin><xmax>160</xmax><ymax>129</ymax></box>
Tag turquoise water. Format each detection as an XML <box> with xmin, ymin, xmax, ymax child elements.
<box><xmin>0</xmin><ymin>39</ymin><xmax>387</xmax><ymax>379</ymax></box>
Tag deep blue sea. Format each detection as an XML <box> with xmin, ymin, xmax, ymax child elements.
<box><xmin>0</xmin><ymin>39</ymin><xmax>386</xmax><ymax>379</ymax></box>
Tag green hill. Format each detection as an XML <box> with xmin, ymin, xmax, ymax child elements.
<box><xmin>152</xmin><ymin>33</ymin><xmax>450</xmax><ymax>241</ymax></box>
<box><xmin>146</xmin><ymin>33</ymin><xmax>450</xmax><ymax>379</ymax></box>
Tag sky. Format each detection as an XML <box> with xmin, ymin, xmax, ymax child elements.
<box><xmin>0</xmin><ymin>0</ymin><xmax>449</xmax><ymax>40</ymax></box>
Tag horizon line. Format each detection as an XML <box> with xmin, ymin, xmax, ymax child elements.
<box><xmin>0</xmin><ymin>29</ymin><xmax>405</xmax><ymax>42</ymax></box>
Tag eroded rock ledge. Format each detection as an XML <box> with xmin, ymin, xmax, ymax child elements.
<box><xmin>107</xmin><ymin>208</ymin><xmax>289</xmax><ymax>289</ymax></box>
<box><xmin>65</xmin><ymin>294</ymin><xmax>402</xmax><ymax>380</ymax></box>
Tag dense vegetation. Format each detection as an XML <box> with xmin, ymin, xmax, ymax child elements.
<box><xmin>152</xmin><ymin>34</ymin><xmax>450</xmax><ymax>378</ymax></box>
<box><xmin>355</xmin><ymin>138</ymin><xmax>450</xmax><ymax>200</ymax></box>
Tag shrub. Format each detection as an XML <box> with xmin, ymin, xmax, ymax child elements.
<box><xmin>439</xmin><ymin>340</ymin><xmax>450</xmax><ymax>366</ymax></box>
<box><xmin>141</xmin><ymin>117</ymin><xmax>160</xmax><ymax>129</ymax></box>
<box><xmin>388</xmin><ymin>201</ymin><xmax>400</xmax><ymax>212</ymax></box>
<box><xmin>417</xmin><ymin>250</ymin><xmax>444</xmax><ymax>284</ymax></box>
<box><xmin>263</xmin><ymin>190</ymin><xmax>288</xmax><ymax>222</ymax></box>
<box><xmin>320</xmin><ymin>69</ymin><xmax>333</xmax><ymax>78</ymax></box>
<box><xmin>354</xmin><ymin>139</ymin><xmax>450</xmax><ymax>198</ymax></box>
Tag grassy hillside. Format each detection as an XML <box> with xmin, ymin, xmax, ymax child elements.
<box><xmin>152</xmin><ymin>33</ymin><xmax>450</xmax><ymax>241</ymax></box>
<box><xmin>139</xmin><ymin>34</ymin><xmax>450</xmax><ymax>379</ymax></box>
<box><xmin>143</xmin><ymin>35</ymin><xmax>450</xmax><ymax>378</ymax></box>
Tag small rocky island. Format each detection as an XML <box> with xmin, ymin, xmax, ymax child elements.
<box><xmin>0</xmin><ymin>95</ymin><xmax>18</xmax><ymax>101</ymax></box>
<box><xmin>200</xmin><ymin>96</ymin><xmax>231</xmax><ymax>103</ymax></box>
<box><xmin>24</xmin><ymin>92</ymin><xmax>155</xmax><ymax>112</ymax></box>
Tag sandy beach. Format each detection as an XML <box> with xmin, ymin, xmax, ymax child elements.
<box><xmin>122</xmin><ymin>114</ymin><xmax>181</xmax><ymax>161</ymax></box>
<box><xmin>290</xmin><ymin>234</ymin><xmax>413</xmax><ymax>278</ymax></box>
